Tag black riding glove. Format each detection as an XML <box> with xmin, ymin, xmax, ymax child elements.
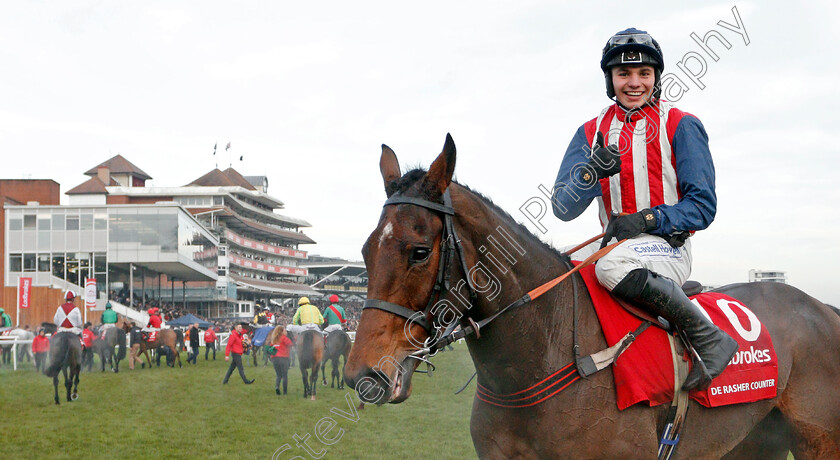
<box><xmin>600</xmin><ymin>209</ymin><xmax>658</xmax><ymax>249</ymax></box>
<box><xmin>581</xmin><ymin>132</ymin><xmax>622</xmax><ymax>185</ymax></box>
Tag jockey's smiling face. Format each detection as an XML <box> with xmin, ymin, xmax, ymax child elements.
<box><xmin>611</xmin><ymin>64</ymin><xmax>656</xmax><ymax>108</ymax></box>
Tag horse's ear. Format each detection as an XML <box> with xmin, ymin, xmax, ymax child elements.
<box><xmin>423</xmin><ymin>133</ymin><xmax>456</xmax><ymax>198</ymax></box>
<box><xmin>380</xmin><ymin>144</ymin><xmax>401</xmax><ymax>197</ymax></box>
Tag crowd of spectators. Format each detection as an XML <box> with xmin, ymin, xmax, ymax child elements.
<box><xmin>110</xmin><ymin>287</ymin><xmax>368</xmax><ymax>331</ymax></box>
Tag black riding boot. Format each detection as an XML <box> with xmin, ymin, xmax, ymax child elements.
<box><xmin>613</xmin><ymin>269</ymin><xmax>739</xmax><ymax>391</ymax></box>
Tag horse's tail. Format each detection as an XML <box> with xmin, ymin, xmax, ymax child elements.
<box><xmin>115</xmin><ymin>328</ymin><xmax>127</xmax><ymax>361</ymax></box>
<box><xmin>45</xmin><ymin>334</ymin><xmax>70</xmax><ymax>378</ymax></box>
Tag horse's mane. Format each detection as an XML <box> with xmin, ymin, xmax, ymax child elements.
<box><xmin>394</xmin><ymin>168</ymin><xmax>567</xmax><ymax>260</ymax></box>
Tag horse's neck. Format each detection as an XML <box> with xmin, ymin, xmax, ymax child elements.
<box><xmin>457</xmin><ymin>191</ymin><xmax>586</xmax><ymax>393</ymax></box>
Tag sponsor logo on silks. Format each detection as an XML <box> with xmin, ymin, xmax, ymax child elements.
<box><xmin>629</xmin><ymin>242</ymin><xmax>683</xmax><ymax>259</ymax></box>
<box><xmin>729</xmin><ymin>346</ymin><xmax>772</xmax><ymax>365</ymax></box>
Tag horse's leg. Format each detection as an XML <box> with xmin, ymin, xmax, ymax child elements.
<box><xmin>311</xmin><ymin>363</ymin><xmax>319</xmax><ymax>399</ymax></box>
<box><xmin>301</xmin><ymin>367</ymin><xmax>309</xmax><ymax>398</ymax></box>
<box><xmin>53</xmin><ymin>374</ymin><xmax>60</xmax><ymax>405</ymax></box>
<box><xmin>332</xmin><ymin>357</ymin><xmax>340</xmax><ymax>389</ymax></box>
<box><xmin>321</xmin><ymin>360</ymin><xmax>327</xmax><ymax>386</ymax></box>
<box><xmin>64</xmin><ymin>366</ymin><xmax>72</xmax><ymax>402</ymax></box>
<box><xmin>72</xmin><ymin>363</ymin><xmax>80</xmax><ymax>400</ymax></box>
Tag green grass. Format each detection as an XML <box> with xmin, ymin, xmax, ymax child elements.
<box><xmin>0</xmin><ymin>345</ymin><xmax>478</xmax><ymax>460</ymax></box>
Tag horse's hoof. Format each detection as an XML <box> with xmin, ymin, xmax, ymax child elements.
<box><xmin>310</xmin><ymin>396</ymin><xmax>316</xmax><ymax>401</ymax></box>
<box><xmin>71</xmin><ymin>393</ymin><xmax>78</xmax><ymax>401</ymax></box>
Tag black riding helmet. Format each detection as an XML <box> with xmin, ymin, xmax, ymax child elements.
<box><xmin>601</xmin><ymin>28</ymin><xmax>664</xmax><ymax>100</ymax></box>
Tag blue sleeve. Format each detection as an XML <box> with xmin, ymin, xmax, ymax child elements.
<box><xmin>551</xmin><ymin>125</ymin><xmax>602</xmax><ymax>221</ymax></box>
<box><xmin>651</xmin><ymin>115</ymin><xmax>716</xmax><ymax>234</ymax></box>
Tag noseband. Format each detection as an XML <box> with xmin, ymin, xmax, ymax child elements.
<box><xmin>362</xmin><ymin>188</ymin><xmax>477</xmax><ymax>337</ymax></box>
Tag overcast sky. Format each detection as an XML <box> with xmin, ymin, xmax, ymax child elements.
<box><xmin>2</xmin><ymin>1</ymin><xmax>838</xmax><ymax>306</ymax></box>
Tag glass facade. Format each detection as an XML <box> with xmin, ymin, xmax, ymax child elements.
<box><xmin>5</xmin><ymin>205</ymin><xmax>218</xmax><ymax>291</ymax></box>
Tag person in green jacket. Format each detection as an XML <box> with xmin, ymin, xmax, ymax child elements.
<box><xmin>101</xmin><ymin>302</ymin><xmax>118</xmax><ymax>325</ymax></box>
<box><xmin>0</xmin><ymin>307</ymin><xmax>12</xmax><ymax>328</ymax></box>
<box><xmin>322</xmin><ymin>295</ymin><xmax>346</xmax><ymax>331</ymax></box>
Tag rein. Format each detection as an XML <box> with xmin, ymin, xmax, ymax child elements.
<box><xmin>361</xmin><ymin>186</ymin><xmax>622</xmax><ymax>360</ymax></box>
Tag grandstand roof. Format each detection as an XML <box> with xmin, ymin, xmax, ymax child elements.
<box><xmin>84</xmin><ymin>154</ymin><xmax>152</xmax><ymax>180</ymax></box>
<box><xmin>186</xmin><ymin>167</ymin><xmax>257</xmax><ymax>191</ymax></box>
<box><xmin>66</xmin><ymin>176</ymin><xmax>119</xmax><ymax>195</ymax></box>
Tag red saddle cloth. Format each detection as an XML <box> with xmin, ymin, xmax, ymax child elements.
<box><xmin>576</xmin><ymin>265</ymin><xmax>778</xmax><ymax>409</ymax></box>
<box><xmin>142</xmin><ymin>331</ymin><xmax>158</xmax><ymax>342</ymax></box>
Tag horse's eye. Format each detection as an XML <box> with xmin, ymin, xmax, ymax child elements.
<box><xmin>410</xmin><ymin>247</ymin><xmax>432</xmax><ymax>264</ymax></box>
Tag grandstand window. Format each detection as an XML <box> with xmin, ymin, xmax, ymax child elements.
<box><xmin>67</xmin><ymin>216</ymin><xmax>80</xmax><ymax>230</ymax></box>
<box><xmin>52</xmin><ymin>254</ymin><xmax>65</xmax><ymax>279</ymax></box>
<box><xmin>38</xmin><ymin>214</ymin><xmax>50</xmax><ymax>230</ymax></box>
<box><xmin>9</xmin><ymin>254</ymin><xmax>22</xmax><ymax>272</ymax></box>
<box><xmin>80</xmin><ymin>213</ymin><xmax>93</xmax><ymax>230</ymax></box>
<box><xmin>8</xmin><ymin>216</ymin><xmax>22</xmax><ymax>230</ymax></box>
<box><xmin>52</xmin><ymin>213</ymin><xmax>65</xmax><ymax>230</ymax></box>
<box><xmin>94</xmin><ymin>213</ymin><xmax>107</xmax><ymax>230</ymax></box>
<box><xmin>24</xmin><ymin>215</ymin><xmax>36</xmax><ymax>230</ymax></box>
<box><xmin>214</xmin><ymin>196</ymin><xmax>223</xmax><ymax>205</ymax></box>
<box><xmin>23</xmin><ymin>253</ymin><xmax>36</xmax><ymax>272</ymax></box>
<box><xmin>38</xmin><ymin>254</ymin><xmax>50</xmax><ymax>272</ymax></box>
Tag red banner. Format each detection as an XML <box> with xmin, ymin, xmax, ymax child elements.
<box><xmin>18</xmin><ymin>277</ymin><xmax>32</xmax><ymax>309</ymax></box>
<box><xmin>85</xmin><ymin>278</ymin><xmax>97</xmax><ymax>309</ymax></box>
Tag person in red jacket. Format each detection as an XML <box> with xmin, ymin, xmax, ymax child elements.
<box><xmin>269</xmin><ymin>325</ymin><xmax>294</xmax><ymax>395</ymax></box>
<box><xmin>146</xmin><ymin>308</ymin><xmax>163</xmax><ymax>329</ymax></box>
<box><xmin>222</xmin><ymin>323</ymin><xmax>254</xmax><ymax>385</ymax></box>
<box><xmin>204</xmin><ymin>327</ymin><xmax>217</xmax><ymax>361</ymax></box>
<box><xmin>81</xmin><ymin>322</ymin><xmax>96</xmax><ymax>371</ymax></box>
<box><xmin>32</xmin><ymin>328</ymin><xmax>50</xmax><ymax>372</ymax></box>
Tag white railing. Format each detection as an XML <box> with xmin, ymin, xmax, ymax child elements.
<box><xmin>0</xmin><ymin>337</ymin><xmax>33</xmax><ymax>371</ymax></box>
<box><xmin>105</xmin><ymin>300</ymin><xmax>149</xmax><ymax>325</ymax></box>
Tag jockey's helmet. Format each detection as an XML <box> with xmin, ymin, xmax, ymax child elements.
<box><xmin>600</xmin><ymin>28</ymin><xmax>664</xmax><ymax>99</ymax></box>
<box><xmin>65</xmin><ymin>290</ymin><xmax>76</xmax><ymax>300</ymax></box>
<box><xmin>329</xmin><ymin>294</ymin><xmax>339</xmax><ymax>303</ymax></box>
<box><xmin>298</xmin><ymin>297</ymin><xmax>310</xmax><ymax>306</ymax></box>
<box><xmin>105</xmin><ymin>302</ymin><xmax>112</xmax><ymax>309</ymax></box>
<box><xmin>264</xmin><ymin>306</ymin><xmax>270</xmax><ymax>311</ymax></box>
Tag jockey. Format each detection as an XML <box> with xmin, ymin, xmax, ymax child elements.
<box><xmin>253</xmin><ymin>305</ymin><xmax>269</xmax><ymax>326</ymax></box>
<box><xmin>144</xmin><ymin>307</ymin><xmax>163</xmax><ymax>330</ymax></box>
<box><xmin>551</xmin><ymin>28</ymin><xmax>737</xmax><ymax>391</ymax></box>
<box><xmin>101</xmin><ymin>302</ymin><xmax>118</xmax><ymax>335</ymax></box>
<box><xmin>292</xmin><ymin>297</ymin><xmax>323</xmax><ymax>329</ymax></box>
<box><xmin>264</xmin><ymin>307</ymin><xmax>275</xmax><ymax>325</ymax></box>
<box><xmin>0</xmin><ymin>307</ymin><xmax>12</xmax><ymax>328</ymax></box>
<box><xmin>323</xmin><ymin>294</ymin><xmax>347</xmax><ymax>333</ymax></box>
<box><xmin>54</xmin><ymin>290</ymin><xmax>83</xmax><ymax>335</ymax></box>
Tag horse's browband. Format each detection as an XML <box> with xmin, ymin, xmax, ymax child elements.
<box><xmin>363</xmin><ymin>188</ymin><xmax>474</xmax><ymax>335</ymax></box>
<box><xmin>383</xmin><ymin>194</ymin><xmax>455</xmax><ymax>215</ymax></box>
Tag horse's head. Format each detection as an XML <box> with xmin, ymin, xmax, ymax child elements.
<box><xmin>345</xmin><ymin>134</ymin><xmax>461</xmax><ymax>405</ymax></box>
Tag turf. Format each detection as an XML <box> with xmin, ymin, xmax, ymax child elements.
<box><xmin>0</xmin><ymin>345</ymin><xmax>478</xmax><ymax>460</ymax></box>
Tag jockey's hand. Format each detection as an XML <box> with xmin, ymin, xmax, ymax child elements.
<box><xmin>583</xmin><ymin>132</ymin><xmax>622</xmax><ymax>184</ymax></box>
<box><xmin>600</xmin><ymin>209</ymin><xmax>657</xmax><ymax>249</ymax></box>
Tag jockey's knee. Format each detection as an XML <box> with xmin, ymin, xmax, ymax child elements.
<box><xmin>594</xmin><ymin>252</ymin><xmax>643</xmax><ymax>292</ymax></box>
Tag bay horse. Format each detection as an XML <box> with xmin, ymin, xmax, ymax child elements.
<box><xmin>93</xmin><ymin>325</ymin><xmax>127</xmax><ymax>373</ymax></box>
<box><xmin>321</xmin><ymin>329</ymin><xmax>351</xmax><ymax>389</ymax></box>
<box><xmin>344</xmin><ymin>135</ymin><xmax>840</xmax><ymax>459</ymax></box>
<box><xmin>296</xmin><ymin>329</ymin><xmax>324</xmax><ymax>400</ymax></box>
<box><xmin>121</xmin><ymin>323</ymin><xmax>182</xmax><ymax>368</ymax></box>
<box><xmin>42</xmin><ymin>324</ymin><xmax>82</xmax><ymax>405</ymax></box>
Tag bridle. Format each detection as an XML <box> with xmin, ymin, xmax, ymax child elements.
<box><xmin>362</xmin><ymin>188</ymin><xmax>478</xmax><ymax>341</ymax></box>
<box><xmin>362</xmin><ymin>185</ymin><xmax>628</xmax><ymax>364</ymax></box>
